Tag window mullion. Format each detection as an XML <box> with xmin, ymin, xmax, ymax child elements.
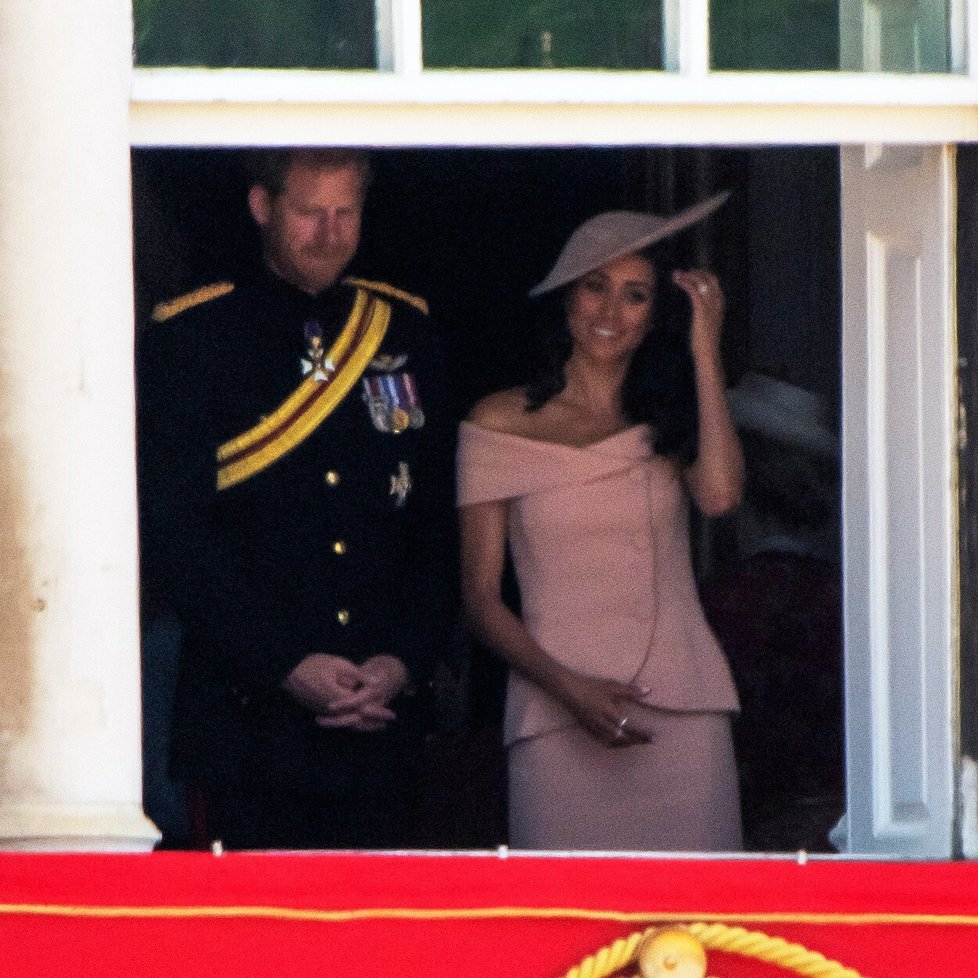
<box><xmin>662</xmin><ymin>0</ymin><xmax>710</xmax><ymax>75</ymax></box>
<box><xmin>965</xmin><ymin>0</ymin><xmax>978</xmax><ymax>78</ymax></box>
<box><xmin>948</xmin><ymin>0</ymin><xmax>967</xmax><ymax>72</ymax></box>
<box><xmin>375</xmin><ymin>0</ymin><xmax>423</xmax><ymax>75</ymax></box>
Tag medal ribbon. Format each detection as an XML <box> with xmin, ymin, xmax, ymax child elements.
<box><xmin>401</xmin><ymin>373</ymin><xmax>420</xmax><ymax>412</ymax></box>
<box><xmin>381</xmin><ymin>373</ymin><xmax>401</xmax><ymax>407</ymax></box>
<box><xmin>216</xmin><ymin>289</ymin><xmax>391</xmax><ymax>491</ymax></box>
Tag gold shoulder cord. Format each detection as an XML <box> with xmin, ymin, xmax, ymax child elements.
<box><xmin>151</xmin><ymin>282</ymin><xmax>236</xmax><ymax>322</ymax></box>
<box><xmin>342</xmin><ymin>276</ymin><xmax>429</xmax><ymax>316</ymax></box>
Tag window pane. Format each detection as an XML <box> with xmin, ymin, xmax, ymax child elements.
<box><xmin>710</xmin><ymin>0</ymin><xmax>952</xmax><ymax>72</ymax></box>
<box><xmin>134</xmin><ymin>0</ymin><xmax>376</xmax><ymax>68</ymax></box>
<box><xmin>422</xmin><ymin>0</ymin><xmax>664</xmax><ymax>69</ymax></box>
<box><xmin>850</xmin><ymin>0</ymin><xmax>952</xmax><ymax>72</ymax></box>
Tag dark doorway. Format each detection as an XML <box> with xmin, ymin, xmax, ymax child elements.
<box><xmin>957</xmin><ymin>145</ymin><xmax>978</xmax><ymax>837</ymax></box>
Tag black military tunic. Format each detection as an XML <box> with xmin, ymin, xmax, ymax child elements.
<box><xmin>137</xmin><ymin>267</ymin><xmax>455</xmax><ymax>848</ymax></box>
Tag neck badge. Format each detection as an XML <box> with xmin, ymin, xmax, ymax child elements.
<box><xmin>301</xmin><ymin>319</ymin><xmax>335</xmax><ymax>382</ymax></box>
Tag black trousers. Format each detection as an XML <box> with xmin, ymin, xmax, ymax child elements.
<box><xmin>179</xmin><ymin>690</ymin><xmax>427</xmax><ymax>851</ymax></box>
<box><xmin>202</xmin><ymin>778</ymin><xmax>416</xmax><ymax>851</ymax></box>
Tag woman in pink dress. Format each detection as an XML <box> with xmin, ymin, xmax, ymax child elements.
<box><xmin>457</xmin><ymin>197</ymin><xmax>745</xmax><ymax>851</ymax></box>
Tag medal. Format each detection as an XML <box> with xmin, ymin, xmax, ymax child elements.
<box><xmin>361</xmin><ymin>371</ymin><xmax>425</xmax><ymax>434</ymax></box>
<box><xmin>363</xmin><ymin>377</ymin><xmax>392</xmax><ymax>432</ymax></box>
<box><xmin>400</xmin><ymin>372</ymin><xmax>426</xmax><ymax>429</ymax></box>
<box><xmin>390</xmin><ymin>407</ymin><xmax>410</xmax><ymax>434</ymax></box>
<box><xmin>389</xmin><ymin>461</ymin><xmax>412</xmax><ymax>507</ymax></box>
<box><xmin>367</xmin><ymin>394</ymin><xmax>392</xmax><ymax>432</ymax></box>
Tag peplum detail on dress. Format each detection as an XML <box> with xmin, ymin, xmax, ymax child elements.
<box><xmin>457</xmin><ymin>420</ymin><xmax>739</xmax><ymax>747</ymax></box>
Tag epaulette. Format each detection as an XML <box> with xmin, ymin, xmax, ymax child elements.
<box><xmin>151</xmin><ymin>282</ymin><xmax>236</xmax><ymax>323</ymax></box>
<box><xmin>343</xmin><ymin>277</ymin><xmax>429</xmax><ymax>316</ymax></box>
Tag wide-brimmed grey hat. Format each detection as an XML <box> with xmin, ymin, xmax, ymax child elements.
<box><xmin>528</xmin><ymin>190</ymin><xmax>730</xmax><ymax>298</ymax></box>
<box><xmin>728</xmin><ymin>372</ymin><xmax>838</xmax><ymax>458</ymax></box>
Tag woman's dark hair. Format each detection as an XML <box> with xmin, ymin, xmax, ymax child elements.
<box><xmin>524</xmin><ymin>256</ymin><xmax>699</xmax><ymax>462</ymax></box>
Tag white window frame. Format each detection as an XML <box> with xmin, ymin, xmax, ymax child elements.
<box><xmin>130</xmin><ymin>0</ymin><xmax>978</xmax><ymax>148</ymax></box>
<box><xmin>127</xmin><ymin>0</ymin><xmax>975</xmax><ymax>858</ymax></box>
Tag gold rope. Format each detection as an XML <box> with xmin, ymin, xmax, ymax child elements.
<box><xmin>561</xmin><ymin>922</ymin><xmax>866</xmax><ymax>978</ymax></box>
<box><xmin>561</xmin><ymin>928</ymin><xmax>648</xmax><ymax>978</ymax></box>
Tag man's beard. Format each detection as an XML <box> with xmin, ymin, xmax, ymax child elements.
<box><xmin>298</xmin><ymin>246</ymin><xmax>350</xmax><ymax>289</ymax></box>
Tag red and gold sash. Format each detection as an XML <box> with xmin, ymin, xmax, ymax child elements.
<box><xmin>216</xmin><ymin>288</ymin><xmax>391</xmax><ymax>491</ymax></box>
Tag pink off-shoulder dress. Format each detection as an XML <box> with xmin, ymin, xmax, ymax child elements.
<box><xmin>457</xmin><ymin>421</ymin><xmax>742</xmax><ymax>852</ymax></box>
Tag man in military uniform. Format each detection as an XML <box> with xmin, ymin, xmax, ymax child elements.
<box><xmin>137</xmin><ymin>148</ymin><xmax>455</xmax><ymax>849</ymax></box>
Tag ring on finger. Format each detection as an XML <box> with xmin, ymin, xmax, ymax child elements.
<box><xmin>615</xmin><ymin>716</ymin><xmax>629</xmax><ymax>738</ymax></box>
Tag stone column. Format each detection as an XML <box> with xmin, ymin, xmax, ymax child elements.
<box><xmin>0</xmin><ymin>0</ymin><xmax>158</xmax><ymax>849</ymax></box>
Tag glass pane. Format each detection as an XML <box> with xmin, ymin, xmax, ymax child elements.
<box><xmin>422</xmin><ymin>0</ymin><xmax>664</xmax><ymax>69</ymax></box>
<box><xmin>853</xmin><ymin>0</ymin><xmax>951</xmax><ymax>72</ymax></box>
<box><xmin>134</xmin><ymin>0</ymin><xmax>376</xmax><ymax>68</ymax></box>
<box><xmin>710</xmin><ymin>0</ymin><xmax>952</xmax><ymax>72</ymax></box>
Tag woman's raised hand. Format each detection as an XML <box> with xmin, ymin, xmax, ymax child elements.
<box><xmin>671</xmin><ymin>267</ymin><xmax>744</xmax><ymax>516</ymax></box>
<box><xmin>554</xmin><ymin>670</ymin><xmax>651</xmax><ymax>747</ymax></box>
<box><xmin>672</xmin><ymin>269</ymin><xmax>725</xmax><ymax>360</ymax></box>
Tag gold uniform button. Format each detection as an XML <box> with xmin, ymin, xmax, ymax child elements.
<box><xmin>336</xmin><ymin>609</ymin><xmax>350</xmax><ymax>625</ymax></box>
<box><xmin>332</xmin><ymin>540</ymin><xmax>347</xmax><ymax>556</ymax></box>
<box><xmin>324</xmin><ymin>470</ymin><xmax>341</xmax><ymax>486</ymax></box>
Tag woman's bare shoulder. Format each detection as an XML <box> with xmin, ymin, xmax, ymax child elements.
<box><xmin>466</xmin><ymin>387</ymin><xmax>534</xmax><ymax>435</ymax></box>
